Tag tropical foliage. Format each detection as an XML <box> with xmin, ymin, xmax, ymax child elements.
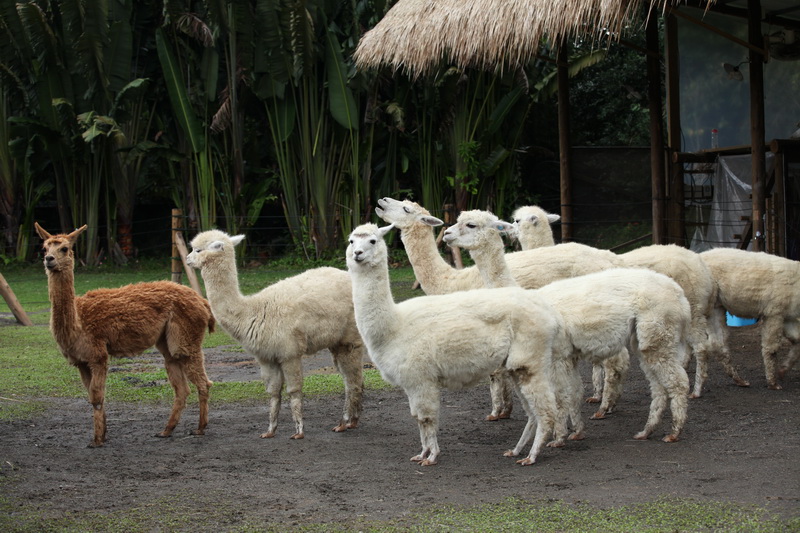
<box><xmin>0</xmin><ymin>0</ymin><xmax>648</xmax><ymax>263</ymax></box>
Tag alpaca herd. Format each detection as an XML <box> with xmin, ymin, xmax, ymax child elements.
<box><xmin>34</xmin><ymin>199</ymin><xmax>799</xmax><ymax>467</ymax></box>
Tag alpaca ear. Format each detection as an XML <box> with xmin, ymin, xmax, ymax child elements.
<box><xmin>527</xmin><ymin>214</ymin><xmax>540</xmax><ymax>226</ymax></box>
<box><xmin>34</xmin><ymin>222</ymin><xmax>51</xmax><ymax>241</ymax></box>
<box><xmin>377</xmin><ymin>224</ymin><xmax>395</xmax><ymax>238</ymax></box>
<box><xmin>230</xmin><ymin>235</ymin><xmax>246</xmax><ymax>246</ymax></box>
<box><xmin>547</xmin><ymin>214</ymin><xmax>561</xmax><ymax>224</ymax></box>
<box><xmin>420</xmin><ymin>216</ymin><xmax>444</xmax><ymax>227</ymax></box>
<box><xmin>68</xmin><ymin>225</ymin><xmax>88</xmax><ymax>242</ymax></box>
<box><xmin>494</xmin><ymin>221</ymin><xmax>515</xmax><ymax>234</ymax></box>
<box><xmin>208</xmin><ymin>240</ymin><xmax>225</xmax><ymax>251</ymax></box>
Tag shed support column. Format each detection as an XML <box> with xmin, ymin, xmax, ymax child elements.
<box><xmin>748</xmin><ymin>0</ymin><xmax>767</xmax><ymax>252</ymax></box>
<box><xmin>665</xmin><ymin>14</ymin><xmax>685</xmax><ymax>246</ymax></box>
<box><xmin>557</xmin><ymin>39</ymin><xmax>573</xmax><ymax>243</ymax></box>
<box><xmin>647</xmin><ymin>12</ymin><xmax>666</xmax><ymax>245</ymax></box>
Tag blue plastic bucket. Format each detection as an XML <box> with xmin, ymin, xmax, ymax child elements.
<box><xmin>726</xmin><ymin>312</ymin><xmax>758</xmax><ymax>327</ymax></box>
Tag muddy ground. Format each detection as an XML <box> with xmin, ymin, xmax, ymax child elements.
<box><xmin>1</xmin><ymin>324</ymin><xmax>798</xmax><ymax>529</ymax></box>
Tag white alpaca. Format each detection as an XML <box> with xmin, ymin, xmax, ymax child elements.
<box><xmin>347</xmin><ymin>223</ymin><xmax>571</xmax><ymax>466</ymax></box>
<box><xmin>511</xmin><ymin>205</ymin><xmax>560</xmax><ymax>250</ymax></box>
<box><xmin>701</xmin><ymin>247</ymin><xmax>800</xmax><ymax>389</ymax></box>
<box><xmin>187</xmin><ymin>230</ymin><xmax>364</xmax><ymax>439</ymax></box>
<box><xmin>443</xmin><ymin>210</ymin><xmax>692</xmax><ymax>444</ymax></box>
<box><xmin>620</xmin><ymin>245</ymin><xmax>749</xmax><ymax>397</ymax></box>
<box><xmin>376</xmin><ymin>197</ymin><xmax>623</xmax><ymax>420</ymax></box>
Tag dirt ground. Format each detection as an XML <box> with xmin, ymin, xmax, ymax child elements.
<box><xmin>1</xmin><ymin>323</ymin><xmax>799</xmax><ymax>528</ymax></box>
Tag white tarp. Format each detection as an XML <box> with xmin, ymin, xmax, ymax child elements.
<box><xmin>689</xmin><ymin>153</ymin><xmax>775</xmax><ymax>252</ymax></box>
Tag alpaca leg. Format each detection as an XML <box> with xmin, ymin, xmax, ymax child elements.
<box><xmin>514</xmin><ymin>381</ymin><xmax>558</xmax><ymax>466</ymax></box>
<box><xmin>159</xmin><ymin>357</ymin><xmax>190</xmax><ymax>438</ymax></box>
<box><xmin>592</xmin><ymin>349</ymin><xmax>630</xmax><ymax>419</ymax></box>
<box><xmin>560</xmin><ymin>358</ymin><xmax>585</xmax><ymax>441</ymax></box>
<box><xmin>486</xmin><ymin>368</ymin><xmax>513</xmax><ymax>421</ymax></box>
<box><xmin>695</xmin><ymin>307</ymin><xmax>748</xmax><ymax>397</ymax></box>
<box><xmin>86</xmin><ymin>361</ymin><xmax>108</xmax><ymax>448</ymax></box>
<box><xmin>586</xmin><ymin>363</ymin><xmax>604</xmax><ymax>403</ymax></box>
<box><xmin>760</xmin><ymin>317</ymin><xmax>784</xmax><ymax>390</ymax></box>
<box><xmin>281</xmin><ymin>357</ymin><xmax>305</xmax><ymax>439</ymax></box>
<box><xmin>182</xmin><ymin>354</ymin><xmax>213</xmax><ymax>435</ymax></box>
<box><xmin>407</xmin><ymin>386</ymin><xmax>440</xmax><ymax>465</ymax></box>
<box><xmin>259</xmin><ymin>360</ymin><xmax>284</xmax><ymax>438</ymax></box>
<box><xmin>633</xmin><ymin>358</ymin><xmax>684</xmax><ymax>441</ymax></box>
<box><xmin>778</xmin><ymin>320</ymin><xmax>800</xmax><ymax>380</ymax></box>
<box><xmin>331</xmin><ymin>344</ymin><xmax>364</xmax><ymax>432</ymax></box>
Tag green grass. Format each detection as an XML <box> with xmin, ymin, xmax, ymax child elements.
<box><xmin>2</xmin><ymin>262</ymin><xmax>798</xmax><ymax>532</ymax></box>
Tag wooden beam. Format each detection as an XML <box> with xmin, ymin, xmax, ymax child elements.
<box><xmin>557</xmin><ymin>38</ymin><xmax>573</xmax><ymax>243</ymax></box>
<box><xmin>647</xmin><ymin>14</ymin><xmax>666</xmax><ymax>245</ymax></box>
<box><xmin>0</xmin><ymin>273</ymin><xmax>34</xmax><ymax>326</ymax></box>
<box><xmin>748</xmin><ymin>0</ymin><xmax>767</xmax><ymax>252</ymax></box>
<box><xmin>665</xmin><ymin>14</ymin><xmax>685</xmax><ymax>246</ymax></box>
<box><xmin>171</xmin><ymin>209</ymin><xmax>182</xmax><ymax>283</ymax></box>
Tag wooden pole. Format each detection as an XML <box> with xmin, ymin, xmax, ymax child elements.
<box><xmin>646</xmin><ymin>13</ymin><xmax>666</xmax><ymax>245</ymax></box>
<box><xmin>0</xmin><ymin>273</ymin><xmax>34</xmax><ymax>326</ymax></box>
<box><xmin>174</xmin><ymin>231</ymin><xmax>203</xmax><ymax>295</ymax></box>
<box><xmin>665</xmin><ymin>14</ymin><xmax>685</xmax><ymax>246</ymax></box>
<box><xmin>557</xmin><ymin>38</ymin><xmax>573</xmax><ymax>243</ymax></box>
<box><xmin>171</xmin><ymin>209</ymin><xmax>182</xmax><ymax>283</ymax></box>
<box><xmin>748</xmin><ymin>0</ymin><xmax>767</xmax><ymax>252</ymax></box>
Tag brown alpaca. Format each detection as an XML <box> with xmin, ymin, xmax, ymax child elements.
<box><xmin>34</xmin><ymin>222</ymin><xmax>215</xmax><ymax>447</ymax></box>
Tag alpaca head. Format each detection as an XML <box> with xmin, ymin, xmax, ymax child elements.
<box><xmin>346</xmin><ymin>223</ymin><xmax>394</xmax><ymax>270</ymax></box>
<box><xmin>187</xmin><ymin>230</ymin><xmax>245</xmax><ymax>270</ymax></box>
<box><xmin>375</xmin><ymin>197</ymin><xmax>443</xmax><ymax>230</ymax></box>
<box><xmin>442</xmin><ymin>210</ymin><xmax>515</xmax><ymax>251</ymax></box>
<box><xmin>34</xmin><ymin>222</ymin><xmax>88</xmax><ymax>273</ymax></box>
<box><xmin>511</xmin><ymin>206</ymin><xmax>560</xmax><ymax>236</ymax></box>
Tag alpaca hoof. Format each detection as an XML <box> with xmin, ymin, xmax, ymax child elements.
<box><xmin>590</xmin><ymin>411</ymin><xmax>607</xmax><ymax>420</ymax></box>
<box><xmin>503</xmin><ymin>449</ymin><xmax>519</xmax><ymax>457</ymax></box>
<box><xmin>420</xmin><ymin>458</ymin><xmax>437</xmax><ymax>466</ymax></box>
<box><xmin>87</xmin><ymin>441</ymin><xmax>105</xmax><ymax>448</ymax></box>
<box><xmin>662</xmin><ymin>434</ymin><xmax>679</xmax><ymax>443</ymax></box>
<box><xmin>190</xmin><ymin>428</ymin><xmax>205</xmax><ymax>436</ymax></box>
<box><xmin>734</xmin><ymin>378</ymin><xmax>750</xmax><ymax>387</ymax></box>
<box><xmin>260</xmin><ymin>431</ymin><xmax>276</xmax><ymax>439</ymax></box>
<box><xmin>568</xmin><ymin>431</ymin><xmax>586</xmax><ymax>441</ymax></box>
<box><xmin>516</xmin><ymin>457</ymin><xmax>535</xmax><ymax>466</ymax></box>
<box><xmin>498</xmin><ymin>409</ymin><xmax>512</xmax><ymax>419</ymax></box>
<box><xmin>633</xmin><ymin>431</ymin><xmax>649</xmax><ymax>440</ymax></box>
<box><xmin>585</xmin><ymin>396</ymin><xmax>601</xmax><ymax>404</ymax></box>
<box><xmin>768</xmin><ymin>383</ymin><xmax>782</xmax><ymax>390</ymax></box>
<box><xmin>485</xmin><ymin>414</ymin><xmax>500</xmax><ymax>421</ymax></box>
<box><xmin>689</xmin><ymin>392</ymin><xmax>701</xmax><ymax>399</ymax></box>
<box><xmin>289</xmin><ymin>432</ymin><xmax>304</xmax><ymax>440</ymax></box>
<box><xmin>547</xmin><ymin>439</ymin><xmax>566</xmax><ymax>448</ymax></box>
<box><xmin>155</xmin><ymin>432</ymin><xmax>172</xmax><ymax>439</ymax></box>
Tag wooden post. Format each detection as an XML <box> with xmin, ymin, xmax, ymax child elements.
<box><xmin>0</xmin><ymin>273</ymin><xmax>34</xmax><ymax>326</ymax></box>
<box><xmin>748</xmin><ymin>0</ymin><xmax>767</xmax><ymax>252</ymax></box>
<box><xmin>174</xmin><ymin>231</ymin><xmax>203</xmax><ymax>295</ymax></box>
<box><xmin>665</xmin><ymin>14</ymin><xmax>685</xmax><ymax>246</ymax></box>
<box><xmin>647</xmin><ymin>13</ymin><xmax>666</xmax><ymax>245</ymax></box>
<box><xmin>171</xmin><ymin>209</ymin><xmax>182</xmax><ymax>284</ymax></box>
<box><xmin>557</xmin><ymin>38</ymin><xmax>573</xmax><ymax>243</ymax></box>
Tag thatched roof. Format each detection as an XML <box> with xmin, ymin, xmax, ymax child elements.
<box><xmin>354</xmin><ymin>0</ymin><xmax>714</xmax><ymax>78</ymax></box>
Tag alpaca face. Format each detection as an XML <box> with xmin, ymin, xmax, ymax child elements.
<box><xmin>187</xmin><ymin>230</ymin><xmax>244</xmax><ymax>269</ymax></box>
<box><xmin>512</xmin><ymin>206</ymin><xmax>560</xmax><ymax>234</ymax></box>
<box><xmin>375</xmin><ymin>197</ymin><xmax>444</xmax><ymax>229</ymax></box>
<box><xmin>346</xmin><ymin>224</ymin><xmax>393</xmax><ymax>269</ymax></box>
<box><xmin>443</xmin><ymin>210</ymin><xmax>513</xmax><ymax>251</ymax></box>
<box><xmin>34</xmin><ymin>223</ymin><xmax>87</xmax><ymax>273</ymax></box>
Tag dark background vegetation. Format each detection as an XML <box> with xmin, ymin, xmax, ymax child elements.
<box><xmin>1</xmin><ymin>1</ymin><xmax>655</xmax><ymax>267</ymax></box>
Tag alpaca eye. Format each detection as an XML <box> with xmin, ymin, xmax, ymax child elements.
<box><xmin>370</xmin><ymin>239</ymin><xmax>376</xmax><ymax>244</ymax></box>
<box><xmin>403</xmin><ymin>207</ymin><xmax>411</xmax><ymax>213</ymax></box>
<box><xmin>60</xmin><ymin>247</ymin><xmax>68</xmax><ymax>253</ymax></box>
<box><xmin>514</xmin><ymin>219</ymin><xmax>520</xmax><ymax>224</ymax></box>
<box><xmin>466</xmin><ymin>223</ymin><xmax>476</xmax><ymax>229</ymax></box>
<box><xmin>349</xmin><ymin>239</ymin><xmax>353</xmax><ymax>244</ymax></box>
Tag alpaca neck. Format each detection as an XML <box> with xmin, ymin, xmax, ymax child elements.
<box><xmin>47</xmin><ymin>268</ymin><xmax>82</xmax><ymax>349</ymax></box>
<box><xmin>199</xmin><ymin>258</ymin><xmax>246</xmax><ymax>315</ymax></box>
<box><xmin>401</xmin><ymin>223</ymin><xmax>456</xmax><ymax>292</ymax></box>
<box><xmin>469</xmin><ymin>242</ymin><xmax>518</xmax><ymax>289</ymax></box>
<box><xmin>349</xmin><ymin>261</ymin><xmax>399</xmax><ymax>350</ymax></box>
<box><xmin>519</xmin><ymin>233</ymin><xmax>554</xmax><ymax>251</ymax></box>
